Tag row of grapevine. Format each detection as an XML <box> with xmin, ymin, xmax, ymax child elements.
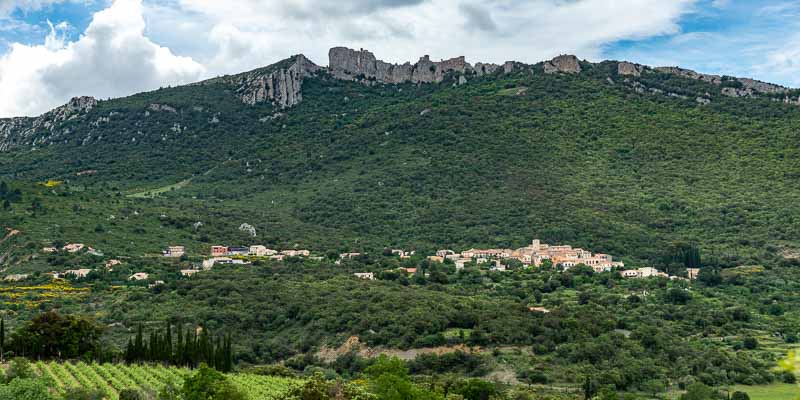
<box><xmin>230</xmin><ymin>373</ymin><xmax>301</xmax><ymax>400</ymax></box>
<box><xmin>32</xmin><ymin>361</ymin><xmax>302</xmax><ymax>399</ymax></box>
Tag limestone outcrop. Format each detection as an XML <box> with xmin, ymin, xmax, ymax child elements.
<box><xmin>0</xmin><ymin>96</ymin><xmax>97</xmax><ymax>151</ymax></box>
<box><xmin>544</xmin><ymin>55</ymin><xmax>581</xmax><ymax>74</ymax></box>
<box><xmin>328</xmin><ymin>47</ymin><xmax>472</xmax><ymax>84</ymax></box>
<box><xmin>655</xmin><ymin>66</ymin><xmax>789</xmax><ymax>98</ymax></box>
<box><xmin>221</xmin><ymin>54</ymin><xmax>321</xmax><ymax>108</ymax></box>
<box><xmin>473</xmin><ymin>62</ymin><xmax>500</xmax><ymax>76</ymax></box>
<box><xmin>618</xmin><ymin>62</ymin><xmax>644</xmax><ymax>77</ymax></box>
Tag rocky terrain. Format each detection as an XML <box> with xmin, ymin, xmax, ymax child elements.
<box><xmin>1</xmin><ymin>46</ymin><xmax>798</xmax><ymax>153</ymax></box>
<box><xmin>0</xmin><ymin>96</ymin><xmax>97</xmax><ymax>151</ymax></box>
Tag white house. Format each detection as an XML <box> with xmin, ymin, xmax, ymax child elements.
<box><xmin>354</xmin><ymin>272</ymin><xmax>375</xmax><ymax>280</ymax></box>
<box><xmin>249</xmin><ymin>245</ymin><xmax>268</xmax><ymax>256</ymax></box>
<box><xmin>63</xmin><ymin>243</ymin><xmax>85</xmax><ymax>253</ymax></box>
<box><xmin>163</xmin><ymin>246</ymin><xmax>185</xmax><ymax>257</ymax></box>
<box><xmin>281</xmin><ymin>249</ymin><xmax>310</xmax><ymax>257</ymax></box>
<box><xmin>620</xmin><ymin>267</ymin><xmax>668</xmax><ymax>279</ymax></box>
<box><xmin>64</xmin><ymin>269</ymin><xmax>93</xmax><ymax>278</ymax></box>
<box><xmin>129</xmin><ymin>272</ymin><xmax>149</xmax><ymax>281</ymax></box>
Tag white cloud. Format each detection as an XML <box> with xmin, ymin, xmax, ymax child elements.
<box><xmin>142</xmin><ymin>0</ymin><xmax>696</xmax><ymax>76</ymax></box>
<box><xmin>0</xmin><ymin>0</ymin><xmax>204</xmax><ymax>117</ymax></box>
<box><xmin>759</xmin><ymin>34</ymin><xmax>800</xmax><ymax>87</ymax></box>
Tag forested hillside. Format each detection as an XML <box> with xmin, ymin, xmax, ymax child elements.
<box><xmin>0</xmin><ymin>54</ymin><xmax>799</xmax><ymax>266</ymax></box>
<box><xmin>0</xmin><ymin>50</ymin><xmax>799</xmax><ymax>399</ymax></box>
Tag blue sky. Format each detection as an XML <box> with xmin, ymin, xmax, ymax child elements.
<box><xmin>604</xmin><ymin>0</ymin><xmax>800</xmax><ymax>83</ymax></box>
<box><xmin>0</xmin><ymin>0</ymin><xmax>799</xmax><ymax>117</ymax></box>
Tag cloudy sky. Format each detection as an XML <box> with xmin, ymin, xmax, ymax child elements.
<box><xmin>0</xmin><ymin>0</ymin><xmax>798</xmax><ymax>117</ymax></box>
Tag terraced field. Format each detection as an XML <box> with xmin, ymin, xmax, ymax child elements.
<box><xmin>32</xmin><ymin>361</ymin><xmax>301</xmax><ymax>400</ymax></box>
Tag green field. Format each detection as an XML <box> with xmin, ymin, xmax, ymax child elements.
<box><xmin>31</xmin><ymin>361</ymin><xmax>301</xmax><ymax>400</ymax></box>
<box><xmin>126</xmin><ymin>178</ymin><xmax>193</xmax><ymax>198</ymax></box>
<box><xmin>731</xmin><ymin>383</ymin><xmax>799</xmax><ymax>400</ymax></box>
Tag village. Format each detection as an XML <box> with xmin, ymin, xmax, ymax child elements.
<box><xmin>7</xmin><ymin>238</ymin><xmax>700</xmax><ymax>285</ymax></box>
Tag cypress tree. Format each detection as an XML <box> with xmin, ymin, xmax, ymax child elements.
<box><xmin>134</xmin><ymin>324</ymin><xmax>144</xmax><ymax>362</ymax></box>
<box><xmin>1</xmin><ymin>317</ymin><xmax>5</xmax><ymax>362</ymax></box>
<box><xmin>198</xmin><ymin>328</ymin><xmax>210</xmax><ymax>365</ymax></box>
<box><xmin>223</xmin><ymin>334</ymin><xmax>233</xmax><ymax>373</ymax></box>
<box><xmin>188</xmin><ymin>327</ymin><xmax>197</xmax><ymax>368</ymax></box>
<box><xmin>214</xmin><ymin>335</ymin><xmax>223</xmax><ymax>370</ymax></box>
<box><xmin>124</xmin><ymin>339</ymin><xmax>134</xmax><ymax>364</ymax></box>
<box><xmin>149</xmin><ymin>331</ymin><xmax>157</xmax><ymax>362</ymax></box>
<box><xmin>175</xmin><ymin>325</ymin><xmax>183</xmax><ymax>366</ymax></box>
<box><xmin>165</xmin><ymin>322</ymin><xmax>173</xmax><ymax>363</ymax></box>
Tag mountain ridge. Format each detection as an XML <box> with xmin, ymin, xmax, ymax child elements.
<box><xmin>1</xmin><ymin>46</ymin><xmax>797</xmax><ymax>129</ymax></box>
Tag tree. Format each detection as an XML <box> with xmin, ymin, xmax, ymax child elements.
<box><xmin>158</xmin><ymin>382</ymin><xmax>182</xmax><ymax>400</ymax></box>
<box><xmin>1</xmin><ymin>318</ymin><xmax>5</xmax><ymax>362</ymax></box>
<box><xmin>582</xmin><ymin>375</ymin><xmax>598</xmax><ymax>400</ymax></box>
<box><xmin>286</xmin><ymin>373</ymin><xmax>332</xmax><ymax>400</ymax></box>
<box><xmin>364</xmin><ymin>355</ymin><xmax>409</xmax><ymax>380</ymax></box>
<box><xmin>680</xmin><ymin>382</ymin><xmax>714</xmax><ymax>400</ymax></box>
<box><xmin>0</xmin><ymin>377</ymin><xmax>56</xmax><ymax>400</ymax></box>
<box><xmin>698</xmin><ymin>268</ymin><xmax>722</xmax><ymax>286</ymax></box>
<box><xmin>364</xmin><ymin>356</ymin><xmax>439</xmax><ymax>400</ymax></box>
<box><xmin>4</xmin><ymin>358</ymin><xmax>34</xmax><ymax>383</ymax></box>
<box><xmin>134</xmin><ymin>324</ymin><xmax>144</xmax><ymax>361</ymax></box>
<box><xmin>451</xmin><ymin>379</ymin><xmax>496</xmax><ymax>400</ymax></box>
<box><xmin>666</xmin><ymin>288</ymin><xmax>692</xmax><ymax>305</ymax></box>
<box><xmin>10</xmin><ymin>311</ymin><xmax>104</xmax><ymax>360</ymax></box>
<box><xmin>731</xmin><ymin>392</ymin><xmax>750</xmax><ymax>400</ymax></box>
<box><xmin>743</xmin><ymin>337</ymin><xmax>758</xmax><ymax>350</ymax></box>
<box><xmin>641</xmin><ymin>379</ymin><xmax>665</xmax><ymax>398</ymax></box>
<box><xmin>182</xmin><ymin>364</ymin><xmax>245</xmax><ymax>400</ymax></box>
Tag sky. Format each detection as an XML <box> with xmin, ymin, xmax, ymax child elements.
<box><xmin>0</xmin><ymin>0</ymin><xmax>798</xmax><ymax>118</ymax></box>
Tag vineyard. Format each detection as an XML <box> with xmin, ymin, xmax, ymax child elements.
<box><xmin>32</xmin><ymin>361</ymin><xmax>301</xmax><ymax>400</ymax></box>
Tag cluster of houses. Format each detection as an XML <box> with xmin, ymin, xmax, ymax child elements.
<box><xmin>179</xmin><ymin>245</ymin><xmax>318</xmax><ymax>275</ymax></box>
<box><xmin>350</xmin><ymin>239</ymin><xmax>699</xmax><ymax>281</ymax></box>
<box><xmin>209</xmin><ymin>245</ymin><xmax>312</xmax><ymax>259</ymax></box>
<box><xmin>17</xmin><ymin>239</ymin><xmax>698</xmax><ymax>285</ymax></box>
<box><xmin>427</xmin><ymin>239</ymin><xmax>626</xmax><ymax>273</ymax></box>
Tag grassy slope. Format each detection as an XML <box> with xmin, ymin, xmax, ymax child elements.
<box><xmin>730</xmin><ymin>383</ymin><xmax>799</xmax><ymax>400</ymax></box>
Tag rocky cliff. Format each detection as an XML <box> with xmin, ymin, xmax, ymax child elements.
<box><xmin>651</xmin><ymin>66</ymin><xmax>794</xmax><ymax>99</ymax></box>
<box><xmin>328</xmin><ymin>47</ymin><xmax>477</xmax><ymax>84</ymax></box>
<box><xmin>543</xmin><ymin>55</ymin><xmax>581</xmax><ymax>74</ymax></box>
<box><xmin>0</xmin><ymin>96</ymin><xmax>96</xmax><ymax>151</ymax></box>
<box><xmin>216</xmin><ymin>54</ymin><xmax>321</xmax><ymax>108</ymax></box>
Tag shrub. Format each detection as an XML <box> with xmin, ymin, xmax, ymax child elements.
<box><xmin>731</xmin><ymin>391</ymin><xmax>750</xmax><ymax>400</ymax></box>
